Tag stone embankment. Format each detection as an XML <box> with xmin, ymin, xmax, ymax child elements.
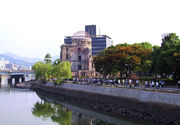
<box><xmin>32</xmin><ymin>82</ymin><xmax>180</xmax><ymax>125</ymax></box>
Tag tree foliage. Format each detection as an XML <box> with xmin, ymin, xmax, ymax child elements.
<box><xmin>32</xmin><ymin>62</ymin><xmax>52</xmax><ymax>81</ymax></box>
<box><xmin>52</xmin><ymin>62</ymin><xmax>72</xmax><ymax>84</ymax></box>
<box><xmin>32</xmin><ymin>54</ymin><xmax>72</xmax><ymax>83</ymax></box>
<box><xmin>44</xmin><ymin>53</ymin><xmax>52</xmax><ymax>64</ymax></box>
<box><xmin>150</xmin><ymin>33</ymin><xmax>180</xmax><ymax>79</ymax></box>
<box><xmin>93</xmin><ymin>33</ymin><xmax>180</xmax><ymax>80</ymax></box>
<box><xmin>32</xmin><ymin>101</ymin><xmax>71</xmax><ymax>125</ymax></box>
<box><xmin>53</xmin><ymin>58</ymin><xmax>60</xmax><ymax>66</ymax></box>
<box><xmin>32</xmin><ymin>101</ymin><xmax>55</xmax><ymax>118</ymax></box>
<box><xmin>93</xmin><ymin>43</ymin><xmax>152</xmax><ymax>78</ymax></box>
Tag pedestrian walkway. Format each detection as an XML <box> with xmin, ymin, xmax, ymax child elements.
<box><xmin>71</xmin><ymin>78</ymin><xmax>180</xmax><ymax>94</ymax></box>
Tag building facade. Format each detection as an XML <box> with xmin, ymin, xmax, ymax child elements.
<box><xmin>91</xmin><ymin>35</ymin><xmax>113</xmax><ymax>56</ymax></box>
<box><xmin>64</xmin><ymin>36</ymin><xmax>72</xmax><ymax>44</ymax></box>
<box><xmin>0</xmin><ymin>58</ymin><xmax>9</xmax><ymax>70</ymax></box>
<box><xmin>63</xmin><ymin>25</ymin><xmax>113</xmax><ymax>56</ymax></box>
<box><xmin>60</xmin><ymin>31</ymin><xmax>95</xmax><ymax>77</ymax></box>
<box><xmin>85</xmin><ymin>25</ymin><xmax>113</xmax><ymax>56</ymax></box>
<box><xmin>85</xmin><ymin>25</ymin><xmax>96</xmax><ymax>37</ymax></box>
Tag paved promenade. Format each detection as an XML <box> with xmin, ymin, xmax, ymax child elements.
<box><xmin>69</xmin><ymin>80</ymin><xmax>180</xmax><ymax>93</ymax></box>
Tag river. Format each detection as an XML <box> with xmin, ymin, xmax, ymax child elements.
<box><xmin>0</xmin><ymin>82</ymin><xmax>156</xmax><ymax>125</ymax></box>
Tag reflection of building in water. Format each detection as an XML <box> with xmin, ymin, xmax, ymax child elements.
<box><xmin>0</xmin><ymin>58</ymin><xmax>9</xmax><ymax>70</ymax></box>
<box><xmin>60</xmin><ymin>31</ymin><xmax>95</xmax><ymax>78</ymax></box>
<box><xmin>71</xmin><ymin>112</ymin><xmax>93</xmax><ymax>125</ymax></box>
<box><xmin>0</xmin><ymin>75</ymin><xmax>8</xmax><ymax>88</ymax></box>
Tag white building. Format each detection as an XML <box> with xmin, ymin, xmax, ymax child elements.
<box><xmin>0</xmin><ymin>58</ymin><xmax>9</xmax><ymax>70</ymax></box>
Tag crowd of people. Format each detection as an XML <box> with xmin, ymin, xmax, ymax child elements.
<box><xmin>72</xmin><ymin>78</ymin><xmax>166</xmax><ymax>89</ymax></box>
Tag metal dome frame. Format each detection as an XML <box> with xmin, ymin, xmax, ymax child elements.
<box><xmin>72</xmin><ymin>31</ymin><xmax>91</xmax><ymax>39</ymax></box>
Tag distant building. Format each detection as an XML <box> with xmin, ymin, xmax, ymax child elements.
<box><xmin>60</xmin><ymin>31</ymin><xmax>95</xmax><ymax>77</ymax></box>
<box><xmin>0</xmin><ymin>58</ymin><xmax>9</xmax><ymax>70</ymax></box>
<box><xmin>5</xmin><ymin>64</ymin><xmax>20</xmax><ymax>70</ymax></box>
<box><xmin>18</xmin><ymin>65</ymin><xmax>29</xmax><ymax>70</ymax></box>
<box><xmin>85</xmin><ymin>25</ymin><xmax>113</xmax><ymax>56</ymax></box>
<box><xmin>6</xmin><ymin>64</ymin><xmax>16</xmax><ymax>70</ymax></box>
<box><xmin>91</xmin><ymin>35</ymin><xmax>113</xmax><ymax>56</ymax></box>
<box><xmin>64</xmin><ymin>36</ymin><xmax>72</xmax><ymax>44</ymax></box>
<box><xmin>85</xmin><ymin>25</ymin><xmax>96</xmax><ymax>37</ymax></box>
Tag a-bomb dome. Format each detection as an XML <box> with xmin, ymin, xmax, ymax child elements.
<box><xmin>72</xmin><ymin>31</ymin><xmax>91</xmax><ymax>39</ymax></box>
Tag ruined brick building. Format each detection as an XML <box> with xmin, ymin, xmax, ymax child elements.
<box><xmin>60</xmin><ymin>31</ymin><xmax>95</xmax><ymax>77</ymax></box>
<box><xmin>60</xmin><ymin>25</ymin><xmax>113</xmax><ymax>78</ymax></box>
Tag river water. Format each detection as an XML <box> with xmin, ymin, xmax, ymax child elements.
<box><xmin>0</xmin><ymin>82</ymin><xmax>156</xmax><ymax>125</ymax></box>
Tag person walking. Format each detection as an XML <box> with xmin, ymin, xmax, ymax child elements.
<box><xmin>129</xmin><ymin>79</ymin><xmax>132</xmax><ymax>88</ymax></box>
<box><xmin>122</xmin><ymin>79</ymin><xmax>125</xmax><ymax>85</ymax></box>
<box><xmin>156</xmin><ymin>81</ymin><xmax>159</xmax><ymax>89</ymax></box>
<box><xmin>159</xmin><ymin>80</ymin><xmax>165</xmax><ymax>88</ymax></box>
<box><xmin>136</xmin><ymin>80</ymin><xmax>139</xmax><ymax>87</ymax></box>
<box><xmin>145</xmin><ymin>81</ymin><xmax>148</xmax><ymax>88</ymax></box>
<box><xmin>152</xmin><ymin>80</ymin><xmax>155</xmax><ymax>87</ymax></box>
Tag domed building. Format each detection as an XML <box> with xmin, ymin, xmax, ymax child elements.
<box><xmin>60</xmin><ymin>31</ymin><xmax>95</xmax><ymax>77</ymax></box>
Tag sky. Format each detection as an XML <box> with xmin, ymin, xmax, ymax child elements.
<box><xmin>0</xmin><ymin>0</ymin><xmax>180</xmax><ymax>58</ymax></box>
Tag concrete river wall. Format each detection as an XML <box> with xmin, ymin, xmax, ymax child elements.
<box><xmin>60</xmin><ymin>83</ymin><xmax>180</xmax><ymax>107</ymax></box>
<box><xmin>32</xmin><ymin>83</ymin><xmax>180</xmax><ymax>125</ymax></box>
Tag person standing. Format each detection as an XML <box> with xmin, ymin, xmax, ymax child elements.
<box><xmin>118</xmin><ymin>79</ymin><xmax>121</xmax><ymax>85</ymax></box>
<box><xmin>160</xmin><ymin>80</ymin><xmax>165</xmax><ymax>88</ymax></box>
<box><xmin>151</xmin><ymin>80</ymin><xmax>155</xmax><ymax>88</ymax></box>
<box><xmin>136</xmin><ymin>80</ymin><xmax>139</xmax><ymax>87</ymax></box>
<box><xmin>156</xmin><ymin>81</ymin><xmax>159</xmax><ymax>89</ymax></box>
<box><xmin>145</xmin><ymin>81</ymin><xmax>148</xmax><ymax>88</ymax></box>
<box><xmin>129</xmin><ymin>79</ymin><xmax>132</xmax><ymax>88</ymax></box>
<box><xmin>122</xmin><ymin>79</ymin><xmax>125</xmax><ymax>85</ymax></box>
<box><xmin>177</xmin><ymin>80</ymin><xmax>180</xmax><ymax>88</ymax></box>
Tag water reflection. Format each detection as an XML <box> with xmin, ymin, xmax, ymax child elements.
<box><xmin>32</xmin><ymin>101</ymin><xmax>72</xmax><ymax>125</ymax></box>
<box><xmin>32</xmin><ymin>101</ymin><xmax>115</xmax><ymax>125</ymax></box>
<box><xmin>0</xmin><ymin>76</ymin><xmax>8</xmax><ymax>88</ymax></box>
<box><xmin>0</xmin><ymin>82</ymin><xmax>155</xmax><ymax>125</ymax></box>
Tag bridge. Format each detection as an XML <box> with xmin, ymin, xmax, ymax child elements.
<box><xmin>0</xmin><ymin>70</ymin><xmax>35</xmax><ymax>85</ymax></box>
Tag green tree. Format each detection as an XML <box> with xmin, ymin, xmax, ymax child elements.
<box><xmin>159</xmin><ymin>33</ymin><xmax>180</xmax><ymax>78</ymax></box>
<box><xmin>53</xmin><ymin>58</ymin><xmax>60</xmax><ymax>66</ymax></box>
<box><xmin>135</xmin><ymin>42</ymin><xmax>153</xmax><ymax>49</ymax></box>
<box><xmin>150</xmin><ymin>45</ymin><xmax>161</xmax><ymax>73</ymax></box>
<box><xmin>44</xmin><ymin>53</ymin><xmax>52</xmax><ymax>64</ymax></box>
<box><xmin>135</xmin><ymin>44</ymin><xmax>152</xmax><ymax>75</ymax></box>
<box><xmin>32</xmin><ymin>62</ymin><xmax>44</xmax><ymax>80</ymax></box>
<box><xmin>52</xmin><ymin>61</ymin><xmax>72</xmax><ymax>84</ymax></box>
<box><xmin>41</xmin><ymin>63</ymin><xmax>52</xmax><ymax>81</ymax></box>
<box><xmin>32</xmin><ymin>62</ymin><xmax>52</xmax><ymax>81</ymax></box>
<box><xmin>149</xmin><ymin>33</ymin><xmax>180</xmax><ymax>80</ymax></box>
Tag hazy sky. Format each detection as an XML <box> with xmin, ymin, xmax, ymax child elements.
<box><xmin>0</xmin><ymin>0</ymin><xmax>180</xmax><ymax>58</ymax></box>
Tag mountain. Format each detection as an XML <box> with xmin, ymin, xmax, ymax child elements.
<box><xmin>0</xmin><ymin>52</ymin><xmax>59</xmax><ymax>67</ymax></box>
<box><xmin>2</xmin><ymin>52</ymin><xmax>42</xmax><ymax>63</ymax></box>
<box><xmin>0</xmin><ymin>54</ymin><xmax>33</xmax><ymax>67</ymax></box>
